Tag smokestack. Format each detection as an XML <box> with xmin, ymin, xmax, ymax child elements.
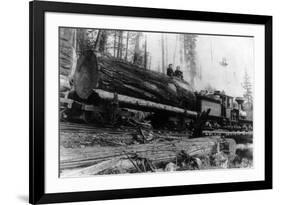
<box><xmin>235</xmin><ymin>97</ymin><xmax>245</xmax><ymax>110</ymax></box>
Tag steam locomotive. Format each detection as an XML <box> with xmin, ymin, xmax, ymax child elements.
<box><xmin>194</xmin><ymin>91</ymin><xmax>252</xmax><ymax>131</ymax></box>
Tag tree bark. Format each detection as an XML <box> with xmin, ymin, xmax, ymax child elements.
<box><xmin>73</xmin><ymin>52</ymin><xmax>196</xmax><ymax>110</ymax></box>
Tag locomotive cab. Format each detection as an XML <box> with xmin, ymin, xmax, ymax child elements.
<box><xmin>213</xmin><ymin>90</ymin><xmax>234</xmax><ymax>119</ymax></box>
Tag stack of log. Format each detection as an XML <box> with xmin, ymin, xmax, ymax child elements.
<box><xmin>60</xmin><ymin>136</ymin><xmax>236</xmax><ymax>176</ymax></box>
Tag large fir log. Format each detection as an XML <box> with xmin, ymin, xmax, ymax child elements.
<box><xmin>73</xmin><ymin>51</ymin><xmax>196</xmax><ymax>110</ymax></box>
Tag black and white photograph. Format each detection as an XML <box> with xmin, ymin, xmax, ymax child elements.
<box><xmin>59</xmin><ymin>27</ymin><xmax>254</xmax><ymax>177</ymax></box>
<box><xmin>0</xmin><ymin>0</ymin><xmax>276</xmax><ymax>203</ymax></box>
<box><xmin>26</xmin><ymin>1</ymin><xmax>273</xmax><ymax>204</ymax></box>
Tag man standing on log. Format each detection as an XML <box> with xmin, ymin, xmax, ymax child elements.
<box><xmin>174</xmin><ymin>66</ymin><xmax>184</xmax><ymax>80</ymax></box>
<box><xmin>166</xmin><ymin>64</ymin><xmax>174</xmax><ymax>77</ymax></box>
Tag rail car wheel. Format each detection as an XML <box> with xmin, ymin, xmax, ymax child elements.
<box><xmin>59</xmin><ymin>108</ymin><xmax>68</xmax><ymax>121</ymax></box>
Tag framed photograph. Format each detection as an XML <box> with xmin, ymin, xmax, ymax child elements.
<box><xmin>29</xmin><ymin>1</ymin><xmax>272</xmax><ymax>204</ymax></box>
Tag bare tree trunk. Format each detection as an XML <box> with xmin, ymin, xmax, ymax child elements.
<box><xmin>161</xmin><ymin>34</ymin><xmax>165</xmax><ymax>73</ymax></box>
<box><xmin>113</xmin><ymin>31</ymin><xmax>117</xmax><ymax>57</ymax></box>
<box><xmin>165</xmin><ymin>35</ymin><xmax>168</xmax><ymax>66</ymax></box>
<box><xmin>173</xmin><ymin>35</ymin><xmax>178</xmax><ymax>65</ymax></box>
<box><xmin>98</xmin><ymin>30</ymin><xmax>108</xmax><ymax>53</ymax></box>
<box><xmin>119</xmin><ymin>31</ymin><xmax>123</xmax><ymax>59</ymax></box>
<box><xmin>144</xmin><ymin>34</ymin><xmax>147</xmax><ymax>69</ymax></box>
<box><xmin>180</xmin><ymin>35</ymin><xmax>183</xmax><ymax>65</ymax></box>
<box><xmin>125</xmin><ymin>32</ymin><xmax>129</xmax><ymax>61</ymax></box>
<box><xmin>148</xmin><ymin>56</ymin><xmax>152</xmax><ymax>70</ymax></box>
<box><xmin>133</xmin><ymin>33</ymin><xmax>141</xmax><ymax>64</ymax></box>
<box><xmin>183</xmin><ymin>34</ymin><xmax>197</xmax><ymax>87</ymax></box>
<box><xmin>116</xmin><ymin>32</ymin><xmax>120</xmax><ymax>58</ymax></box>
<box><xmin>94</xmin><ymin>30</ymin><xmax>102</xmax><ymax>51</ymax></box>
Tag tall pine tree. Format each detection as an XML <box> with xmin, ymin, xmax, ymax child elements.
<box><xmin>242</xmin><ymin>71</ymin><xmax>253</xmax><ymax>104</ymax></box>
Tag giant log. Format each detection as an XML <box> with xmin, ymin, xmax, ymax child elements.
<box><xmin>73</xmin><ymin>51</ymin><xmax>196</xmax><ymax>110</ymax></box>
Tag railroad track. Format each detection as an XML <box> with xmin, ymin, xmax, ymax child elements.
<box><xmin>203</xmin><ymin>130</ymin><xmax>252</xmax><ymax>144</ymax></box>
<box><xmin>203</xmin><ymin>130</ymin><xmax>252</xmax><ymax>136</ymax></box>
<box><xmin>60</xmin><ymin>122</ymin><xmax>252</xmax><ymax>138</ymax></box>
<box><xmin>60</xmin><ymin>122</ymin><xmax>132</xmax><ymax>134</ymax></box>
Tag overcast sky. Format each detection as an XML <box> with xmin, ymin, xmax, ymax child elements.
<box><xmin>196</xmin><ymin>35</ymin><xmax>254</xmax><ymax>97</ymax></box>
<box><xmin>145</xmin><ymin>33</ymin><xmax>254</xmax><ymax>97</ymax></box>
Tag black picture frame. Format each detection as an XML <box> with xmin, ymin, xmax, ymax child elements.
<box><xmin>29</xmin><ymin>1</ymin><xmax>272</xmax><ymax>204</ymax></box>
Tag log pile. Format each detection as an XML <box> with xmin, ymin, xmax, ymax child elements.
<box><xmin>58</xmin><ymin>120</ymin><xmax>256</xmax><ymax>177</ymax></box>
<box><xmin>60</xmin><ymin>136</ymin><xmax>236</xmax><ymax>172</ymax></box>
